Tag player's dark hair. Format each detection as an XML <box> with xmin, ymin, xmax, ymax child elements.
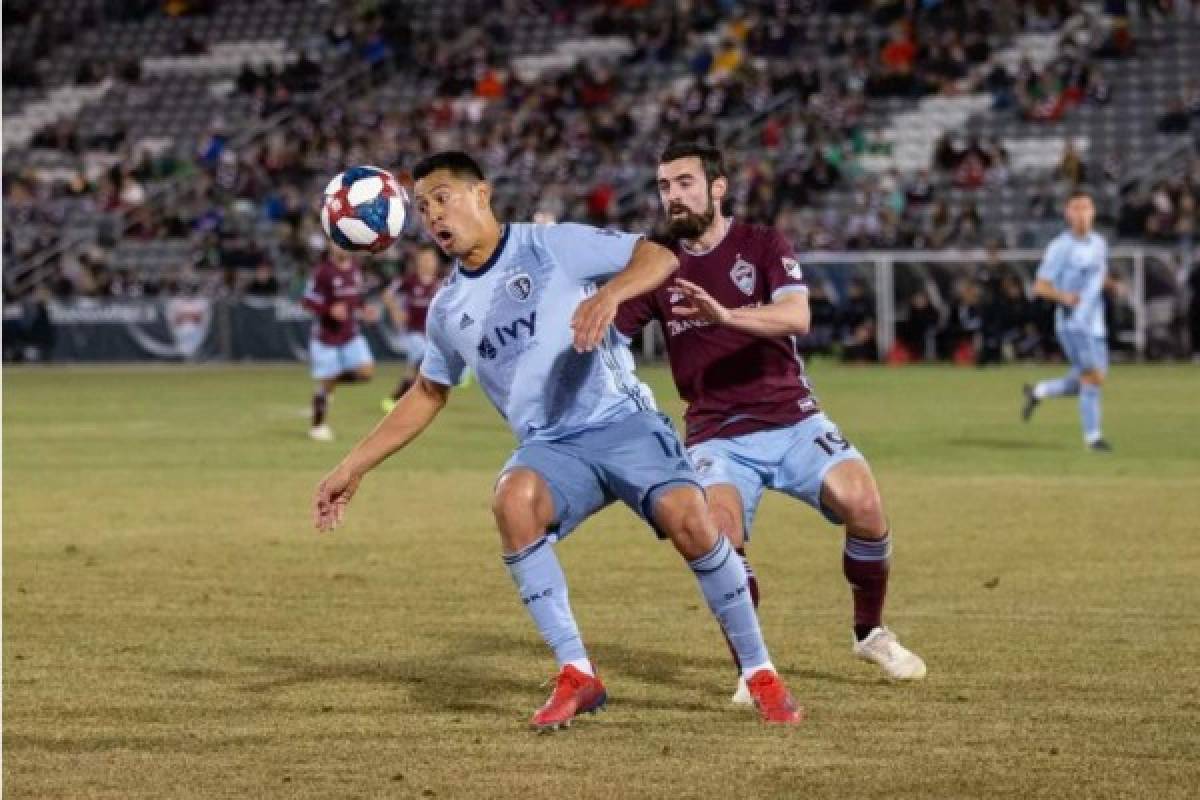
<box><xmin>659</xmin><ymin>141</ymin><xmax>726</xmax><ymax>184</ymax></box>
<box><xmin>1067</xmin><ymin>186</ymin><xmax>1093</xmax><ymax>201</ymax></box>
<box><xmin>412</xmin><ymin>151</ymin><xmax>486</xmax><ymax>183</ymax></box>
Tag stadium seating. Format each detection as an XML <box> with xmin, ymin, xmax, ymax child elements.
<box><xmin>3</xmin><ymin>0</ymin><xmax>1197</xmax><ymax>312</ymax></box>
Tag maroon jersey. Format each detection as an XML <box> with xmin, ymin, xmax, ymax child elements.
<box><xmin>302</xmin><ymin>259</ymin><xmax>366</xmax><ymax>346</ymax></box>
<box><xmin>389</xmin><ymin>274</ymin><xmax>438</xmax><ymax>333</ymax></box>
<box><xmin>616</xmin><ymin>221</ymin><xmax>819</xmax><ymax>446</ymax></box>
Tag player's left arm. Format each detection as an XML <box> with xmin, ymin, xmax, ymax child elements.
<box><xmin>672</xmin><ymin>277</ymin><xmax>811</xmax><ymax>336</ymax></box>
<box><xmin>571</xmin><ymin>237</ymin><xmax>679</xmax><ymax>352</ymax></box>
<box><xmin>676</xmin><ymin>227</ymin><xmax>810</xmax><ymax>336</ymax></box>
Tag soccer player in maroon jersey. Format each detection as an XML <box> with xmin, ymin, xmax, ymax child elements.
<box><xmin>617</xmin><ymin>142</ymin><xmax>926</xmax><ymax>700</ymax></box>
<box><xmin>302</xmin><ymin>246</ymin><xmax>380</xmax><ymax>441</ymax></box>
<box><xmin>380</xmin><ymin>243</ymin><xmax>443</xmax><ymax>411</ymax></box>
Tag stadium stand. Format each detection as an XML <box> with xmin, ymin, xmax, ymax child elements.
<box><xmin>3</xmin><ymin>0</ymin><xmax>1197</xmax><ymax>362</ymax></box>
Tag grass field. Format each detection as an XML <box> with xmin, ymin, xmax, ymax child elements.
<box><xmin>4</xmin><ymin>362</ymin><xmax>1200</xmax><ymax>799</ymax></box>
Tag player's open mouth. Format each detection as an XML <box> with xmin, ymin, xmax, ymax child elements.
<box><xmin>434</xmin><ymin>230</ymin><xmax>454</xmax><ymax>246</ymax></box>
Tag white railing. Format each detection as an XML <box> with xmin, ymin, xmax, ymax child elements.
<box><xmin>794</xmin><ymin>247</ymin><xmax>1183</xmax><ymax>359</ymax></box>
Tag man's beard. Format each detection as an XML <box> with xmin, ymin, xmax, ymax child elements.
<box><xmin>665</xmin><ymin>195</ymin><xmax>716</xmax><ymax>240</ymax></box>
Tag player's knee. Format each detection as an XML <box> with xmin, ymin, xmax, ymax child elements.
<box><xmin>834</xmin><ymin>481</ymin><xmax>886</xmax><ymax>537</ymax></box>
<box><xmin>492</xmin><ymin>470</ymin><xmax>551</xmax><ymax>547</ymax></box>
<box><xmin>1081</xmin><ymin>370</ymin><xmax>1104</xmax><ymax>386</ymax></box>
<box><xmin>850</xmin><ymin>488</ymin><xmax>887</xmax><ymax>535</ymax></box>
<box><xmin>358</xmin><ymin>364</ymin><xmax>375</xmax><ymax>380</ymax></box>
<box><xmin>710</xmin><ymin>502</ymin><xmax>743</xmax><ymax>545</ymax></box>
<box><xmin>655</xmin><ymin>487</ymin><xmax>717</xmax><ymax>560</ymax></box>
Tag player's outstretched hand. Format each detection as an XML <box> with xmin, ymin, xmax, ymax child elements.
<box><xmin>571</xmin><ymin>289</ymin><xmax>618</xmax><ymax>352</ymax></box>
<box><xmin>671</xmin><ymin>278</ymin><xmax>731</xmax><ymax>325</ymax></box>
<box><xmin>313</xmin><ymin>466</ymin><xmax>362</xmax><ymax>532</ymax></box>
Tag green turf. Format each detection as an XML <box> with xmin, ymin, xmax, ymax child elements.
<box><xmin>4</xmin><ymin>362</ymin><xmax>1200</xmax><ymax>799</ymax></box>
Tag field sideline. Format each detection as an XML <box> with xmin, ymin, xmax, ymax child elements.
<box><xmin>4</xmin><ymin>362</ymin><xmax>1199</xmax><ymax>799</ymax></box>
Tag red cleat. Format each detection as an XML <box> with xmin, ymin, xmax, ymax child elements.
<box><xmin>530</xmin><ymin>665</ymin><xmax>607</xmax><ymax>731</ymax></box>
<box><xmin>746</xmin><ymin>669</ymin><xmax>805</xmax><ymax>725</ymax></box>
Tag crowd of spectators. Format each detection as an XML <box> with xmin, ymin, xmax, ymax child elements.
<box><xmin>3</xmin><ymin>0</ymin><xmax>1198</xmax><ymax>361</ymax></box>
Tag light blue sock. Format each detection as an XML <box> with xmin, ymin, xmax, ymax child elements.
<box><xmin>503</xmin><ymin>536</ymin><xmax>587</xmax><ymax>667</ymax></box>
<box><xmin>688</xmin><ymin>536</ymin><xmax>771</xmax><ymax>674</ymax></box>
<box><xmin>1080</xmin><ymin>383</ymin><xmax>1102</xmax><ymax>442</ymax></box>
<box><xmin>1034</xmin><ymin>374</ymin><xmax>1080</xmax><ymax>399</ymax></box>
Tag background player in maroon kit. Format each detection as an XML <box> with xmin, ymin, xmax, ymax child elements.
<box><xmin>302</xmin><ymin>246</ymin><xmax>380</xmax><ymax>441</ymax></box>
<box><xmin>380</xmin><ymin>243</ymin><xmax>442</xmax><ymax>412</ymax></box>
<box><xmin>617</xmin><ymin>142</ymin><xmax>926</xmax><ymax>701</ymax></box>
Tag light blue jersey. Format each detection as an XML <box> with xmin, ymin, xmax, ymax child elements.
<box><xmin>1036</xmin><ymin>230</ymin><xmax>1109</xmax><ymax>338</ymax></box>
<box><xmin>420</xmin><ymin>222</ymin><xmax>656</xmax><ymax>443</ymax></box>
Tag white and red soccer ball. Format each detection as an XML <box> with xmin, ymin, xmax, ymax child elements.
<box><xmin>320</xmin><ymin>165</ymin><xmax>407</xmax><ymax>253</ymax></box>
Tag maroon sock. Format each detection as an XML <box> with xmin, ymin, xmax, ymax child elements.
<box><xmin>312</xmin><ymin>392</ymin><xmax>328</xmax><ymax>427</ymax></box>
<box><xmin>844</xmin><ymin>533</ymin><xmax>891</xmax><ymax>641</ymax></box>
<box><xmin>720</xmin><ymin>547</ymin><xmax>760</xmax><ymax>673</ymax></box>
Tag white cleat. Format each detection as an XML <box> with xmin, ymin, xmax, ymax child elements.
<box><xmin>731</xmin><ymin>675</ymin><xmax>755</xmax><ymax>706</ymax></box>
<box><xmin>853</xmin><ymin>627</ymin><xmax>927</xmax><ymax>680</ymax></box>
<box><xmin>308</xmin><ymin>424</ymin><xmax>335</xmax><ymax>442</ymax></box>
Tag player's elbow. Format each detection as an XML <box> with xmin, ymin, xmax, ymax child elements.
<box><xmin>637</xmin><ymin>239</ymin><xmax>679</xmax><ymax>274</ymax></box>
<box><xmin>414</xmin><ymin>375</ymin><xmax>451</xmax><ymax>408</ymax></box>
<box><xmin>776</xmin><ymin>295</ymin><xmax>810</xmax><ymax>334</ymax></box>
<box><xmin>789</xmin><ymin>309</ymin><xmax>811</xmax><ymax>336</ymax></box>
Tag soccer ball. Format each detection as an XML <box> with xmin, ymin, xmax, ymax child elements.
<box><xmin>320</xmin><ymin>165</ymin><xmax>407</xmax><ymax>253</ymax></box>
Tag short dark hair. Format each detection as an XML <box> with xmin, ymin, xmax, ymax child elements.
<box><xmin>412</xmin><ymin>151</ymin><xmax>486</xmax><ymax>183</ymax></box>
<box><xmin>659</xmin><ymin>141</ymin><xmax>726</xmax><ymax>184</ymax></box>
<box><xmin>1067</xmin><ymin>186</ymin><xmax>1093</xmax><ymax>202</ymax></box>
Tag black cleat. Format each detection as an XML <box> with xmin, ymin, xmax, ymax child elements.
<box><xmin>1088</xmin><ymin>438</ymin><xmax>1113</xmax><ymax>452</ymax></box>
<box><xmin>1021</xmin><ymin>383</ymin><xmax>1040</xmax><ymax>422</ymax></box>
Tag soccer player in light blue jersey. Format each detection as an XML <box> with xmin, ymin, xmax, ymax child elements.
<box><xmin>1023</xmin><ymin>189</ymin><xmax>1118</xmax><ymax>451</ymax></box>
<box><xmin>312</xmin><ymin>151</ymin><xmax>803</xmax><ymax>728</ymax></box>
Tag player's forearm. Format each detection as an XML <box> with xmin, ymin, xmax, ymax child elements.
<box><xmin>1032</xmin><ymin>279</ymin><xmax>1068</xmax><ymax>305</ymax></box>
<box><xmin>724</xmin><ymin>294</ymin><xmax>811</xmax><ymax>337</ymax></box>
<box><xmin>601</xmin><ymin>240</ymin><xmax>680</xmax><ymax>303</ymax></box>
<box><xmin>302</xmin><ymin>298</ymin><xmax>329</xmax><ymax>316</ymax></box>
<box><xmin>338</xmin><ymin>376</ymin><xmax>447</xmax><ymax>476</ymax></box>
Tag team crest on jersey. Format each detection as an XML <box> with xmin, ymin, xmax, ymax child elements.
<box><xmin>782</xmin><ymin>257</ymin><xmax>803</xmax><ymax>281</ymax></box>
<box><xmin>693</xmin><ymin>456</ymin><xmax>714</xmax><ymax>477</ymax></box>
<box><xmin>506</xmin><ymin>273</ymin><xmax>533</xmax><ymax>302</ymax></box>
<box><xmin>667</xmin><ymin>286</ymin><xmax>686</xmax><ymax>305</ymax></box>
<box><xmin>730</xmin><ymin>254</ymin><xmax>756</xmax><ymax>296</ymax></box>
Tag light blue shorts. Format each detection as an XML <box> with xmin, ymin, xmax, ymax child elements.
<box><xmin>1056</xmin><ymin>327</ymin><xmax>1108</xmax><ymax>375</ymax></box>
<box><xmin>688</xmin><ymin>413</ymin><xmax>865</xmax><ymax>538</ymax></box>
<box><xmin>500</xmin><ymin>410</ymin><xmax>701</xmax><ymax>541</ymax></box>
<box><xmin>310</xmin><ymin>335</ymin><xmax>374</xmax><ymax>380</ymax></box>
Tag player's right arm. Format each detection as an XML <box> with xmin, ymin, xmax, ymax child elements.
<box><xmin>313</xmin><ymin>306</ymin><xmax>465</xmax><ymax>532</ymax></box>
<box><xmin>1032</xmin><ymin>238</ymin><xmax>1078</xmax><ymax>307</ymax></box>
<box><xmin>313</xmin><ymin>374</ymin><xmax>450</xmax><ymax>532</ymax></box>
<box><xmin>302</xmin><ymin>270</ymin><xmax>331</xmax><ymax>316</ymax></box>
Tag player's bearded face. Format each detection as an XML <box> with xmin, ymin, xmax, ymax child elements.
<box><xmin>665</xmin><ymin>186</ymin><xmax>716</xmax><ymax>240</ymax></box>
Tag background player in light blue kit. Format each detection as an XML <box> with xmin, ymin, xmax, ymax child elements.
<box><xmin>312</xmin><ymin>151</ymin><xmax>803</xmax><ymax>729</ymax></box>
<box><xmin>1022</xmin><ymin>189</ymin><xmax>1119</xmax><ymax>451</ymax></box>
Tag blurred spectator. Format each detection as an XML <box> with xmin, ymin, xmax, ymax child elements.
<box><xmin>1058</xmin><ymin>139</ymin><xmax>1087</xmax><ymax>186</ymax></box>
<box><xmin>245</xmin><ymin>262</ymin><xmax>280</xmax><ymax>297</ymax></box>
<box><xmin>940</xmin><ymin>279</ymin><xmax>983</xmax><ymax>363</ymax></box>
<box><xmin>1158</xmin><ymin>97</ymin><xmax>1192</xmax><ymax>133</ymax></box>
<box><xmin>839</xmin><ymin>278</ymin><xmax>877</xmax><ymax>363</ymax></box>
<box><xmin>1189</xmin><ymin>257</ymin><xmax>1200</xmax><ymax>361</ymax></box>
<box><xmin>896</xmin><ymin>289</ymin><xmax>941</xmax><ymax>361</ymax></box>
